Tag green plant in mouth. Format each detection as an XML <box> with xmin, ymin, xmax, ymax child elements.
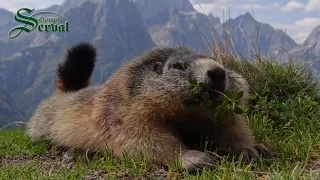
<box><xmin>184</xmin><ymin>78</ymin><xmax>244</xmax><ymax>124</ymax></box>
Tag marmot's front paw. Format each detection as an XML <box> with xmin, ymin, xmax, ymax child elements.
<box><xmin>240</xmin><ymin>143</ymin><xmax>269</xmax><ymax>161</ymax></box>
<box><xmin>181</xmin><ymin>150</ymin><xmax>217</xmax><ymax>173</ymax></box>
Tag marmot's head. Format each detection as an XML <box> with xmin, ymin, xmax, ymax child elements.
<box><xmin>126</xmin><ymin>46</ymin><xmax>249</xmax><ymax>107</ymax></box>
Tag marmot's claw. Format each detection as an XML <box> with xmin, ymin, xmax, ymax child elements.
<box><xmin>181</xmin><ymin>150</ymin><xmax>218</xmax><ymax>173</ymax></box>
<box><xmin>241</xmin><ymin>143</ymin><xmax>269</xmax><ymax>161</ymax></box>
<box><xmin>241</xmin><ymin>147</ymin><xmax>259</xmax><ymax>161</ymax></box>
<box><xmin>254</xmin><ymin>143</ymin><xmax>270</xmax><ymax>157</ymax></box>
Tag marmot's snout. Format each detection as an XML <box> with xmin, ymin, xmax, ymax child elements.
<box><xmin>205</xmin><ymin>67</ymin><xmax>227</xmax><ymax>93</ymax></box>
<box><xmin>201</xmin><ymin>67</ymin><xmax>227</xmax><ymax>99</ymax></box>
<box><xmin>195</xmin><ymin>58</ymin><xmax>227</xmax><ymax>95</ymax></box>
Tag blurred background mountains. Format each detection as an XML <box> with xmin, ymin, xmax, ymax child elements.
<box><xmin>0</xmin><ymin>0</ymin><xmax>319</xmax><ymax>127</ymax></box>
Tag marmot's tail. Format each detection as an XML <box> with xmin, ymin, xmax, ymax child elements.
<box><xmin>55</xmin><ymin>42</ymin><xmax>96</xmax><ymax>93</ymax></box>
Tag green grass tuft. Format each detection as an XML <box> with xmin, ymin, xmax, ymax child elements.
<box><xmin>224</xmin><ymin>59</ymin><xmax>318</xmax><ymax>101</ymax></box>
<box><xmin>0</xmin><ymin>129</ymin><xmax>48</xmax><ymax>156</ymax></box>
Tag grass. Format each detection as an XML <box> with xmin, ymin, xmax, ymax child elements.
<box><xmin>1</xmin><ymin>59</ymin><xmax>320</xmax><ymax>179</ymax></box>
<box><xmin>0</xmin><ymin>129</ymin><xmax>48</xmax><ymax>156</ymax></box>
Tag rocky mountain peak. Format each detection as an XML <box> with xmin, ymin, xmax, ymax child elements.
<box><xmin>0</xmin><ymin>8</ymin><xmax>14</xmax><ymax>27</ymax></box>
<box><xmin>286</xmin><ymin>24</ymin><xmax>320</xmax><ymax>70</ymax></box>
<box><xmin>129</xmin><ymin>0</ymin><xmax>194</xmax><ymax>24</ymax></box>
<box><xmin>0</xmin><ymin>8</ymin><xmax>13</xmax><ymax>16</ymax></box>
<box><xmin>60</xmin><ymin>0</ymin><xmax>98</xmax><ymax>13</ymax></box>
<box><xmin>304</xmin><ymin>24</ymin><xmax>320</xmax><ymax>46</ymax></box>
<box><xmin>234</xmin><ymin>12</ymin><xmax>255</xmax><ymax>24</ymax></box>
<box><xmin>208</xmin><ymin>13</ymin><xmax>221</xmax><ymax>25</ymax></box>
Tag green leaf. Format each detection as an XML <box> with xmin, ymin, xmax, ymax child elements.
<box><xmin>228</xmin><ymin>111</ymin><xmax>236</xmax><ymax>125</ymax></box>
<box><xmin>202</xmin><ymin>92</ymin><xmax>210</xmax><ymax>102</ymax></box>
<box><xmin>203</xmin><ymin>107</ymin><xmax>216</xmax><ymax>122</ymax></box>
<box><xmin>186</xmin><ymin>104</ymin><xmax>199</xmax><ymax>111</ymax></box>
<box><xmin>234</xmin><ymin>106</ymin><xmax>244</xmax><ymax>114</ymax></box>
<box><xmin>224</xmin><ymin>90</ymin><xmax>235</xmax><ymax>99</ymax></box>
<box><xmin>215</xmin><ymin>109</ymin><xmax>225</xmax><ymax>117</ymax></box>
<box><xmin>189</xmin><ymin>85</ymin><xmax>196</xmax><ymax>90</ymax></box>
<box><xmin>216</xmin><ymin>105</ymin><xmax>228</xmax><ymax>117</ymax></box>
<box><xmin>216</xmin><ymin>104</ymin><xmax>227</xmax><ymax>111</ymax></box>
<box><xmin>204</xmin><ymin>100</ymin><xmax>213</xmax><ymax>107</ymax></box>
<box><xmin>188</xmin><ymin>79</ymin><xmax>197</xmax><ymax>86</ymax></box>
<box><xmin>198</xmin><ymin>82</ymin><xmax>204</xmax><ymax>87</ymax></box>
<box><xmin>184</xmin><ymin>99</ymin><xmax>200</xmax><ymax>106</ymax></box>
<box><xmin>221</xmin><ymin>101</ymin><xmax>230</xmax><ymax>107</ymax></box>
<box><xmin>235</xmin><ymin>91</ymin><xmax>244</xmax><ymax>100</ymax></box>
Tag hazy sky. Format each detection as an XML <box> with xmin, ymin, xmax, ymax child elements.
<box><xmin>1</xmin><ymin>0</ymin><xmax>320</xmax><ymax>44</ymax></box>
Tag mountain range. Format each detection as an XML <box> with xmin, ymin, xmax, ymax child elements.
<box><xmin>0</xmin><ymin>0</ymin><xmax>319</xmax><ymax>127</ymax></box>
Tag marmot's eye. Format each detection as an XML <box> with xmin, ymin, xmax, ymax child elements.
<box><xmin>153</xmin><ymin>62</ymin><xmax>163</xmax><ymax>74</ymax></box>
<box><xmin>171</xmin><ymin>62</ymin><xmax>184</xmax><ymax>70</ymax></box>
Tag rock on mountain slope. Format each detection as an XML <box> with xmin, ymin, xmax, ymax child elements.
<box><xmin>131</xmin><ymin>0</ymin><xmax>297</xmax><ymax>59</ymax></box>
<box><xmin>222</xmin><ymin>12</ymin><xmax>297</xmax><ymax>59</ymax></box>
<box><xmin>0</xmin><ymin>9</ymin><xmax>32</xmax><ymax>58</ymax></box>
<box><xmin>0</xmin><ymin>8</ymin><xmax>15</xmax><ymax>39</ymax></box>
<box><xmin>131</xmin><ymin>0</ymin><xmax>219</xmax><ymax>54</ymax></box>
<box><xmin>284</xmin><ymin>25</ymin><xmax>320</xmax><ymax>72</ymax></box>
<box><xmin>130</xmin><ymin>0</ymin><xmax>194</xmax><ymax>26</ymax></box>
<box><xmin>0</xmin><ymin>88</ymin><xmax>26</xmax><ymax>127</ymax></box>
<box><xmin>0</xmin><ymin>0</ymin><xmax>155</xmax><ymax>116</ymax></box>
<box><xmin>0</xmin><ymin>42</ymin><xmax>69</xmax><ymax>116</ymax></box>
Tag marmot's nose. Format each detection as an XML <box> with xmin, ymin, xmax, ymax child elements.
<box><xmin>202</xmin><ymin>68</ymin><xmax>227</xmax><ymax>93</ymax></box>
<box><xmin>207</xmin><ymin>68</ymin><xmax>226</xmax><ymax>80</ymax></box>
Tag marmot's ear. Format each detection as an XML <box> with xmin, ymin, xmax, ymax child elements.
<box><xmin>153</xmin><ymin>62</ymin><xmax>164</xmax><ymax>75</ymax></box>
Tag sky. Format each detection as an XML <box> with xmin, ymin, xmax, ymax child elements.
<box><xmin>1</xmin><ymin>0</ymin><xmax>320</xmax><ymax>44</ymax></box>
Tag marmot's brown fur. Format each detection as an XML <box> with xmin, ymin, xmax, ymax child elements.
<box><xmin>27</xmin><ymin>43</ymin><xmax>268</xmax><ymax>172</ymax></box>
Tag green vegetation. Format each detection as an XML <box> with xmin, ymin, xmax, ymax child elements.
<box><xmin>185</xmin><ymin>78</ymin><xmax>244</xmax><ymax>124</ymax></box>
<box><xmin>0</xmin><ymin>129</ymin><xmax>47</xmax><ymax>156</ymax></box>
<box><xmin>1</xmin><ymin>59</ymin><xmax>320</xmax><ymax>179</ymax></box>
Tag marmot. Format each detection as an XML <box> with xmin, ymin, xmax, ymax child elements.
<box><xmin>27</xmin><ymin>43</ymin><xmax>268</xmax><ymax>172</ymax></box>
